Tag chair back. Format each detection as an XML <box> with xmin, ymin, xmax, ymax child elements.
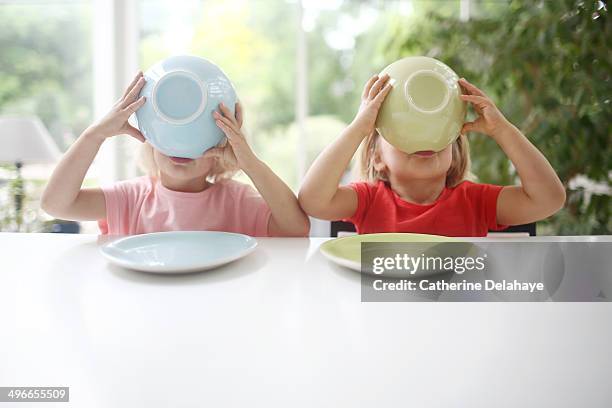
<box><xmin>330</xmin><ymin>221</ymin><xmax>536</xmax><ymax>237</ymax></box>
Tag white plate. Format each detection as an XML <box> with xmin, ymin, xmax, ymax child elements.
<box><xmin>100</xmin><ymin>231</ymin><xmax>257</xmax><ymax>274</ymax></box>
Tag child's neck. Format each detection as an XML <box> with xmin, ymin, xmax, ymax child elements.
<box><xmin>159</xmin><ymin>172</ymin><xmax>210</xmax><ymax>193</ymax></box>
<box><xmin>388</xmin><ymin>174</ymin><xmax>446</xmax><ymax>205</ymax></box>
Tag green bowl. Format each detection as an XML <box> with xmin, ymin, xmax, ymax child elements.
<box><xmin>375</xmin><ymin>56</ymin><xmax>467</xmax><ymax>154</ymax></box>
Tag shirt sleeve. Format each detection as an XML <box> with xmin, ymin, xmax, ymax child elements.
<box><xmin>239</xmin><ymin>184</ymin><xmax>272</xmax><ymax>237</ymax></box>
<box><xmin>480</xmin><ymin>183</ymin><xmax>507</xmax><ymax>231</ymax></box>
<box><xmin>343</xmin><ymin>182</ymin><xmax>374</xmax><ymax>226</ymax></box>
<box><xmin>97</xmin><ymin>182</ymin><xmax>130</xmax><ymax>235</ymax></box>
<box><xmin>97</xmin><ymin>178</ymin><xmax>149</xmax><ymax>235</ymax></box>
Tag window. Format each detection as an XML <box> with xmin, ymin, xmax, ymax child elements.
<box><xmin>0</xmin><ymin>0</ymin><xmax>93</xmax><ymax>151</ymax></box>
<box><xmin>0</xmin><ymin>0</ymin><xmax>93</xmax><ymax>232</ymax></box>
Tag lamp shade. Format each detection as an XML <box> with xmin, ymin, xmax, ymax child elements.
<box><xmin>0</xmin><ymin>116</ymin><xmax>61</xmax><ymax>164</ymax></box>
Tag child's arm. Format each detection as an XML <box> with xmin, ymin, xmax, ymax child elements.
<box><xmin>459</xmin><ymin>78</ymin><xmax>566</xmax><ymax>226</ymax></box>
<box><xmin>298</xmin><ymin>74</ymin><xmax>392</xmax><ymax>220</ymax></box>
<box><xmin>210</xmin><ymin>103</ymin><xmax>310</xmax><ymax>237</ymax></box>
<box><xmin>41</xmin><ymin>72</ymin><xmax>147</xmax><ymax>221</ymax></box>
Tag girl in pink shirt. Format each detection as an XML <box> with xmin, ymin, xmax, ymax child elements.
<box><xmin>42</xmin><ymin>71</ymin><xmax>309</xmax><ymax>237</ymax></box>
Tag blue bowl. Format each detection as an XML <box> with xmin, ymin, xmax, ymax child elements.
<box><xmin>136</xmin><ymin>55</ymin><xmax>237</xmax><ymax>159</ymax></box>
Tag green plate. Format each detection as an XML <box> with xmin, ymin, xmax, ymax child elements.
<box><xmin>320</xmin><ymin>233</ymin><xmax>469</xmax><ymax>276</ymax></box>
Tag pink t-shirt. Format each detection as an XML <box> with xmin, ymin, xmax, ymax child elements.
<box><xmin>97</xmin><ymin>176</ymin><xmax>272</xmax><ymax>236</ymax></box>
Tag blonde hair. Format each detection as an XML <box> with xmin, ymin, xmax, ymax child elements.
<box><xmin>357</xmin><ymin>131</ymin><xmax>472</xmax><ymax>187</ymax></box>
<box><xmin>138</xmin><ymin>141</ymin><xmax>239</xmax><ymax>182</ymax></box>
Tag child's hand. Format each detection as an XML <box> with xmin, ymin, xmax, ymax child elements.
<box><xmin>208</xmin><ymin>102</ymin><xmax>257</xmax><ymax>170</ymax></box>
<box><xmin>351</xmin><ymin>74</ymin><xmax>393</xmax><ymax>137</ymax></box>
<box><xmin>459</xmin><ymin>78</ymin><xmax>512</xmax><ymax>138</ymax></box>
<box><xmin>87</xmin><ymin>71</ymin><xmax>147</xmax><ymax>142</ymax></box>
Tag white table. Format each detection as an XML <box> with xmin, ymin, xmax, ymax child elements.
<box><xmin>1</xmin><ymin>233</ymin><xmax>611</xmax><ymax>407</ymax></box>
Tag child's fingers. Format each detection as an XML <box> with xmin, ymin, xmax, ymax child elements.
<box><xmin>460</xmin><ymin>94</ymin><xmax>488</xmax><ymax>108</ymax></box>
<box><xmin>215</xmin><ymin>118</ymin><xmax>239</xmax><ymax>140</ymax></box>
<box><xmin>214</xmin><ymin>104</ymin><xmax>238</xmax><ymax>126</ymax></box>
<box><xmin>218</xmin><ymin>102</ymin><xmax>238</xmax><ymax>124</ymax></box>
<box><xmin>122</xmin><ymin>71</ymin><xmax>143</xmax><ymax>99</ymax></box>
<box><xmin>213</xmin><ymin>111</ymin><xmax>240</xmax><ymax>134</ymax></box>
<box><xmin>123</xmin><ymin>96</ymin><xmax>146</xmax><ymax>115</ymax></box>
<box><xmin>120</xmin><ymin>77</ymin><xmax>146</xmax><ymax>109</ymax></box>
<box><xmin>373</xmin><ymin>82</ymin><xmax>393</xmax><ymax>105</ymax></box>
<box><xmin>235</xmin><ymin>102</ymin><xmax>244</xmax><ymax>127</ymax></box>
<box><xmin>461</xmin><ymin>118</ymin><xmax>484</xmax><ymax>134</ymax></box>
<box><xmin>458</xmin><ymin>78</ymin><xmax>487</xmax><ymax>97</ymax></box>
<box><xmin>124</xmin><ymin>77</ymin><xmax>145</xmax><ymax>104</ymax></box>
<box><xmin>368</xmin><ymin>74</ymin><xmax>390</xmax><ymax>100</ymax></box>
<box><xmin>121</xmin><ymin>71</ymin><xmax>143</xmax><ymax>100</ymax></box>
<box><xmin>124</xmin><ymin>124</ymin><xmax>145</xmax><ymax>142</ymax></box>
<box><xmin>217</xmin><ymin>137</ymin><xmax>229</xmax><ymax>148</ymax></box>
<box><xmin>462</xmin><ymin>124</ymin><xmax>478</xmax><ymax>135</ymax></box>
<box><xmin>362</xmin><ymin>75</ymin><xmax>379</xmax><ymax>99</ymax></box>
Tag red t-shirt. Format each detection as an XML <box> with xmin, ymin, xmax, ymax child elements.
<box><xmin>344</xmin><ymin>180</ymin><xmax>507</xmax><ymax>237</ymax></box>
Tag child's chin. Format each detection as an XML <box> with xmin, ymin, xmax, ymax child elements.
<box><xmin>397</xmin><ymin>163</ymin><xmax>447</xmax><ymax>179</ymax></box>
<box><xmin>164</xmin><ymin>163</ymin><xmax>210</xmax><ymax>179</ymax></box>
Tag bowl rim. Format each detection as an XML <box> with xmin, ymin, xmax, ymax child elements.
<box><xmin>151</xmin><ymin>69</ymin><xmax>208</xmax><ymax>125</ymax></box>
<box><xmin>403</xmin><ymin>69</ymin><xmax>451</xmax><ymax>114</ymax></box>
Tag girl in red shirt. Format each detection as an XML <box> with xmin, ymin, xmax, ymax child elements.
<box><xmin>299</xmin><ymin>74</ymin><xmax>565</xmax><ymax>237</ymax></box>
